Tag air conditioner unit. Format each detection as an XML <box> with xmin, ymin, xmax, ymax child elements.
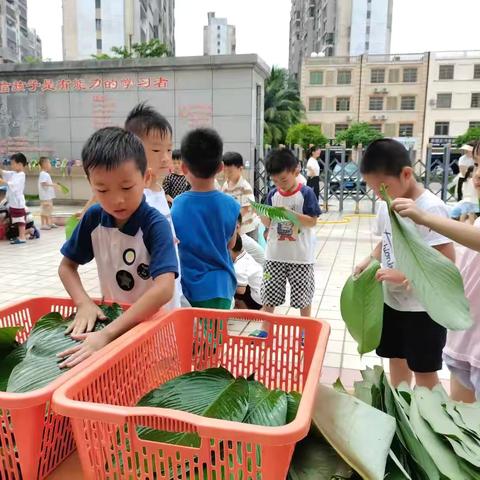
<box><xmin>374</xmin><ymin>88</ymin><xmax>380</xmax><ymax>93</ymax></box>
<box><xmin>382</xmin><ymin>88</ymin><xmax>388</xmax><ymax>94</ymax></box>
<box><xmin>429</xmin><ymin>98</ymin><xmax>436</xmax><ymax>106</ymax></box>
<box><xmin>372</xmin><ymin>115</ymin><xmax>378</xmax><ymax>120</ymax></box>
<box><xmin>346</xmin><ymin>114</ymin><xmax>353</xmax><ymax>121</ymax></box>
<box><xmin>380</xmin><ymin>114</ymin><xmax>388</xmax><ymax>120</ymax></box>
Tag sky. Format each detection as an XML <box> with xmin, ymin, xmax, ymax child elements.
<box><xmin>27</xmin><ymin>0</ymin><xmax>480</xmax><ymax>66</ymax></box>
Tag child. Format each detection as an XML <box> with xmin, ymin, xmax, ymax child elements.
<box><xmin>171</xmin><ymin>128</ymin><xmax>240</xmax><ymax>309</ymax></box>
<box><xmin>124</xmin><ymin>102</ymin><xmax>184</xmax><ymax>309</ymax></box>
<box><xmin>231</xmin><ymin>234</ymin><xmax>263</xmax><ymax>310</ymax></box>
<box><xmin>392</xmin><ymin>146</ymin><xmax>480</xmax><ymax>402</ymax></box>
<box><xmin>261</xmin><ymin>149</ymin><xmax>321</xmax><ymax>318</ymax></box>
<box><xmin>222</xmin><ymin>151</ymin><xmax>260</xmax><ymax>241</ymax></box>
<box><xmin>57</xmin><ymin>127</ymin><xmax>178</xmax><ymax>368</ymax></box>
<box><xmin>38</xmin><ymin>156</ymin><xmax>58</xmax><ymax>230</ymax></box>
<box><xmin>355</xmin><ymin>139</ymin><xmax>455</xmax><ymax>389</ymax></box>
<box><xmin>0</xmin><ymin>153</ymin><xmax>27</xmax><ymax>244</ymax></box>
<box><xmin>449</xmin><ymin>165</ymin><xmax>478</xmax><ymax>224</ymax></box>
<box><xmin>163</xmin><ymin>149</ymin><xmax>190</xmax><ymax>204</ymax></box>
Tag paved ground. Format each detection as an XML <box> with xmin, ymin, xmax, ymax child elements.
<box><xmin>0</xmin><ymin>200</ymin><xmax>451</xmax><ymax>391</ymax></box>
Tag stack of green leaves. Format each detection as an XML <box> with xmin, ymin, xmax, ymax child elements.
<box><xmin>379</xmin><ymin>184</ymin><xmax>472</xmax><ymax>331</ymax></box>
<box><xmin>0</xmin><ymin>303</ymin><xmax>123</xmax><ymax>393</ymax></box>
<box><xmin>250</xmin><ymin>201</ymin><xmax>301</xmax><ymax>227</ymax></box>
<box><xmin>353</xmin><ymin>366</ymin><xmax>480</xmax><ymax>480</ymax></box>
<box><xmin>340</xmin><ymin>259</ymin><xmax>384</xmax><ymax>355</ymax></box>
<box><xmin>136</xmin><ymin>367</ymin><xmax>301</xmax><ymax>446</ymax></box>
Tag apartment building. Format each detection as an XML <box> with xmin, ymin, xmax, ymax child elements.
<box><xmin>423</xmin><ymin>51</ymin><xmax>480</xmax><ymax>157</ymax></box>
<box><xmin>0</xmin><ymin>0</ymin><xmax>42</xmax><ymax>63</ymax></box>
<box><xmin>62</xmin><ymin>0</ymin><xmax>175</xmax><ymax>61</ymax></box>
<box><xmin>301</xmin><ymin>53</ymin><xmax>429</xmax><ymax>153</ymax></box>
<box><xmin>289</xmin><ymin>0</ymin><xmax>393</xmax><ymax>80</ymax></box>
<box><xmin>203</xmin><ymin>12</ymin><xmax>236</xmax><ymax>56</ymax></box>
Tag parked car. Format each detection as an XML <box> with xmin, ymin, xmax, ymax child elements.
<box><xmin>329</xmin><ymin>162</ymin><xmax>367</xmax><ymax>194</ymax></box>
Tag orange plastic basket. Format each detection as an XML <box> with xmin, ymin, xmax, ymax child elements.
<box><xmin>0</xmin><ymin>297</ymin><xmax>130</xmax><ymax>480</ymax></box>
<box><xmin>53</xmin><ymin>308</ymin><xmax>330</xmax><ymax>480</ymax></box>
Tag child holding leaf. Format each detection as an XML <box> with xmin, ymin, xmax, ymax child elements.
<box><xmin>392</xmin><ymin>148</ymin><xmax>480</xmax><ymax>402</ymax></box>
<box><xmin>355</xmin><ymin>139</ymin><xmax>455</xmax><ymax>390</ymax></box>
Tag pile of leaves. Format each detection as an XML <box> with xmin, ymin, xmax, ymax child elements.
<box><xmin>136</xmin><ymin>367</ymin><xmax>301</xmax><ymax>447</ymax></box>
<box><xmin>0</xmin><ymin>303</ymin><xmax>123</xmax><ymax>393</ymax></box>
<box><xmin>302</xmin><ymin>367</ymin><xmax>480</xmax><ymax>480</ymax></box>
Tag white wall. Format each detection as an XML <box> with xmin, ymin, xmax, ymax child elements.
<box><xmin>76</xmin><ymin>1</ymin><xmax>96</xmax><ymax>59</ymax></box>
<box><xmin>101</xmin><ymin>0</ymin><xmax>125</xmax><ymax>54</ymax></box>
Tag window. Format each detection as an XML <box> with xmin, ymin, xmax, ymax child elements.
<box><xmin>96</xmin><ymin>38</ymin><xmax>102</xmax><ymax>50</ymax></box>
<box><xmin>399</xmin><ymin>123</ymin><xmax>414</xmax><ymax>137</ymax></box>
<box><xmin>367</xmin><ymin>10</ymin><xmax>371</xmax><ymax>19</ymax></box>
<box><xmin>474</xmin><ymin>64</ymin><xmax>480</xmax><ymax>80</ymax></box>
<box><xmin>434</xmin><ymin>122</ymin><xmax>450</xmax><ymax>136</ymax></box>
<box><xmin>365</xmin><ymin>41</ymin><xmax>370</xmax><ymax>50</ymax></box>
<box><xmin>366</xmin><ymin>26</ymin><xmax>370</xmax><ymax>34</ymax></box>
<box><xmin>337</xmin><ymin>70</ymin><xmax>351</xmax><ymax>85</ymax></box>
<box><xmin>217</xmin><ymin>41</ymin><xmax>220</xmax><ymax>46</ymax></box>
<box><xmin>403</xmin><ymin>68</ymin><xmax>417</xmax><ymax>83</ymax></box>
<box><xmin>217</xmin><ymin>49</ymin><xmax>220</xmax><ymax>54</ymax></box>
<box><xmin>439</xmin><ymin>64</ymin><xmax>454</xmax><ymax>80</ymax></box>
<box><xmin>401</xmin><ymin>96</ymin><xmax>415</xmax><ymax>110</ymax></box>
<box><xmin>308</xmin><ymin>97</ymin><xmax>323</xmax><ymax>111</ymax></box>
<box><xmin>95</xmin><ymin>19</ymin><xmax>101</xmax><ymax>30</ymax></box>
<box><xmin>336</xmin><ymin>97</ymin><xmax>350</xmax><ymax>111</ymax></box>
<box><xmin>436</xmin><ymin>93</ymin><xmax>452</xmax><ymax>108</ymax></box>
<box><xmin>469</xmin><ymin>121</ymin><xmax>480</xmax><ymax>129</ymax></box>
<box><xmin>335</xmin><ymin>124</ymin><xmax>348</xmax><ymax>135</ymax></box>
<box><xmin>369</xmin><ymin>96</ymin><xmax>384</xmax><ymax>110</ymax></box>
<box><xmin>472</xmin><ymin>93</ymin><xmax>480</xmax><ymax>108</ymax></box>
<box><xmin>371</xmin><ymin>68</ymin><xmax>385</xmax><ymax>83</ymax></box>
<box><xmin>95</xmin><ymin>0</ymin><xmax>101</xmax><ymax>8</ymax></box>
<box><xmin>370</xmin><ymin>124</ymin><xmax>382</xmax><ymax>132</ymax></box>
<box><xmin>310</xmin><ymin>70</ymin><xmax>324</xmax><ymax>85</ymax></box>
<box><xmin>217</xmin><ymin>25</ymin><xmax>221</xmax><ymax>30</ymax></box>
<box><xmin>389</xmin><ymin>69</ymin><xmax>400</xmax><ymax>83</ymax></box>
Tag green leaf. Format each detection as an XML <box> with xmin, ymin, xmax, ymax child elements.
<box><xmin>312</xmin><ymin>383</ymin><xmax>396</xmax><ymax>480</ymax></box>
<box><xmin>250</xmin><ymin>201</ymin><xmax>301</xmax><ymax>227</ymax></box>
<box><xmin>0</xmin><ymin>326</ymin><xmax>22</xmax><ymax>357</ymax></box>
<box><xmin>65</xmin><ymin>214</ymin><xmax>79</xmax><ymax>240</ymax></box>
<box><xmin>409</xmin><ymin>395</ymin><xmax>464</xmax><ymax>479</ymax></box>
<box><xmin>0</xmin><ymin>343</ymin><xmax>26</xmax><ymax>391</ymax></box>
<box><xmin>7</xmin><ymin>308</ymin><xmax>119</xmax><ymax>393</ymax></box>
<box><xmin>288</xmin><ymin>428</ymin><xmax>355</xmax><ymax>480</ymax></box>
<box><xmin>136</xmin><ymin>368</ymin><xmax>249</xmax><ymax>446</ymax></box>
<box><xmin>243</xmin><ymin>381</ymin><xmax>288</xmax><ymax>426</ymax></box>
<box><xmin>340</xmin><ymin>260</ymin><xmax>383</xmax><ymax>354</ymax></box>
<box><xmin>57</xmin><ymin>182</ymin><xmax>70</xmax><ymax>194</ymax></box>
<box><xmin>286</xmin><ymin>391</ymin><xmax>302</xmax><ymax>423</ymax></box>
<box><xmin>333</xmin><ymin>378</ymin><xmax>348</xmax><ymax>394</ymax></box>
<box><xmin>379</xmin><ymin>185</ymin><xmax>472</xmax><ymax>331</ymax></box>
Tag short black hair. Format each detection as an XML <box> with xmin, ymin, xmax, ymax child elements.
<box><xmin>223</xmin><ymin>151</ymin><xmax>244</xmax><ymax>168</ymax></box>
<box><xmin>180</xmin><ymin>128</ymin><xmax>223</xmax><ymax>179</ymax></box>
<box><xmin>360</xmin><ymin>139</ymin><xmax>411</xmax><ymax>177</ymax></box>
<box><xmin>39</xmin><ymin>156</ymin><xmax>50</xmax><ymax>167</ymax></box>
<box><xmin>232</xmin><ymin>233</ymin><xmax>243</xmax><ymax>253</ymax></box>
<box><xmin>125</xmin><ymin>102</ymin><xmax>172</xmax><ymax>139</ymax></box>
<box><xmin>265</xmin><ymin>149</ymin><xmax>298</xmax><ymax>175</ymax></box>
<box><xmin>172</xmin><ymin>149</ymin><xmax>182</xmax><ymax>161</ymax></box>
<box><xmin>81</xmin><ymin>127</ymin><xmax>147</xmax><ymax>177</ymax></box>
<box><xmin>10</xmin><ymin>152</ymin><xmax>27</xmax><ymax>167</ymax></box>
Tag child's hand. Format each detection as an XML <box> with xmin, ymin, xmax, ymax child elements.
<box><xmin>65</xmin><ymin>301</ymin><xmax>107</xmax><ymax>335</ymax></box>
<box><xmin>375</xmin><ymin>268</ymin><xmax>408</xmax><ymax>287</ymax></box>
<box><xmin>391</xmin><ymin>198</ymin><xmax>426</xmax><ymax>225</ymax></box>
<box><xmin>57</xmin><ymin>330</ymin><xmax>110</xmax><ymax>368</ymax></box>
<box><xmin>354</xmin><ymin>256</ymin><xmax>372</xmax><ymax>276</ymax></box>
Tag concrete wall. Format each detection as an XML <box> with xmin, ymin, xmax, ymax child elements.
<box><xmin>0</xmin><ymin>55</ymin><xmax>269</xmax><ymax>199</ymax></box>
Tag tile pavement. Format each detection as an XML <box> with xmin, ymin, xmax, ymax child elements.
<box><xmin>0</xmin><ymin>202</ymin><xmax>451</xmax><ymax>392</ymax></box>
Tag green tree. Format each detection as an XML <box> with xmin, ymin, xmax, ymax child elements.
<box><xmin>335</xmin><ymin>122</ymin><xmax>383</xmax><ymax>148</ymax></box>
<box><xmin>286</xmin><ymin>123</ymin><xmax>328</xmax><ymax>151</ymax></box>
<box><xmin>455</xmin><ymin>127</ymin><xmax>480</xmax><ymax>147</ymax></box>
<box><xmin>91</xmin><ymin>39</ymin><xmax>171</xmax><ymax>60</ymax></box>
<box><xmin>264</xmin><ymin>67</ymin><xmax>305</xmax><ymax>147</ymax></box>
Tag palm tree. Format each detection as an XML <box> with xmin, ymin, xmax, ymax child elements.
<box><xmin>264</xmin><ymin>67</ymin><xmax>305</xmax><ymax>147</ymax></box>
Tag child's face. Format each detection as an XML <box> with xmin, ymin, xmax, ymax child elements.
<box><xmin>363</xmin><ymin>168</ymin><xmax>413</xmax><ymax>199</ymax></box>
<box><xmin>270</xmin><ymin>169</ymin><xmax>298</xmax><ymax>192</ymax></box>
<box><xmin>224</xmin><ymin>165</ymin><xmax>242</xmax><ymax>183</ymax></box>
<box><xmin>88</xmin><ymin>159</ymin><xmax>148</xmax><ymax>225</ymax></box>
<box><xmin>11</xmin><ymin>160</ymin><xmax>24</xmax><ymax>172</ymax></box>
<box><xmin>140</xmin><ymin>130</ymin><xmax>172</xmax><ymax>180</ymax></box>
<box><xmin>41</xmin><ymin>160</ymin><xmax>51</xmax><ymax>171</ymax></box>
<box><xmin>172</xmin><ymin>159</ymin><xmax>183</xmax><ymax>175</ymax></box>
<box><xmin>473</xmin><ymin>167</ymin><xmax>480</xmax><ymax>191</ymax></box>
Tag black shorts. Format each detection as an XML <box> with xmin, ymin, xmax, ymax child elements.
<box><xmin>376</xmin><ymin>304</ymin><xmax>446</xmax><ymax>373</ymax></box>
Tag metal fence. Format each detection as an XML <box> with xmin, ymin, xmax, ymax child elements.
<box><xmin>254</xmin><ymin>144</ymin><xmax>462</xmax><ymax>213</ymax></box>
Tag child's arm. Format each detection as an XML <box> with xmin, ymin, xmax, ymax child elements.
<box><xmin>393</xmin><ymin>197</ymin><xmax>480</xmax><ymax>253</ymax></box>
<box><xmin>237</xmin><ymin>286</ymin><xmax>247</xmax><ymax>295</ymax></box>
<box><xmin>288</xmin><ymin>210</ymin><xmax>317</xmax><ymax>228</ymax></box>
<box><xmin>58</xmin><ymin>272</ymin><xmax>175</xmax><ymax>368</ymax></box>
<box><xmin>354</xmin><ymin>241</ymin><xmax>382</xmax><ymax>275</ymax></box>
<box><xmin>59</xmin><ymin>257</ymin><xmax>107</xmax><ymax>335</ymax></box>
